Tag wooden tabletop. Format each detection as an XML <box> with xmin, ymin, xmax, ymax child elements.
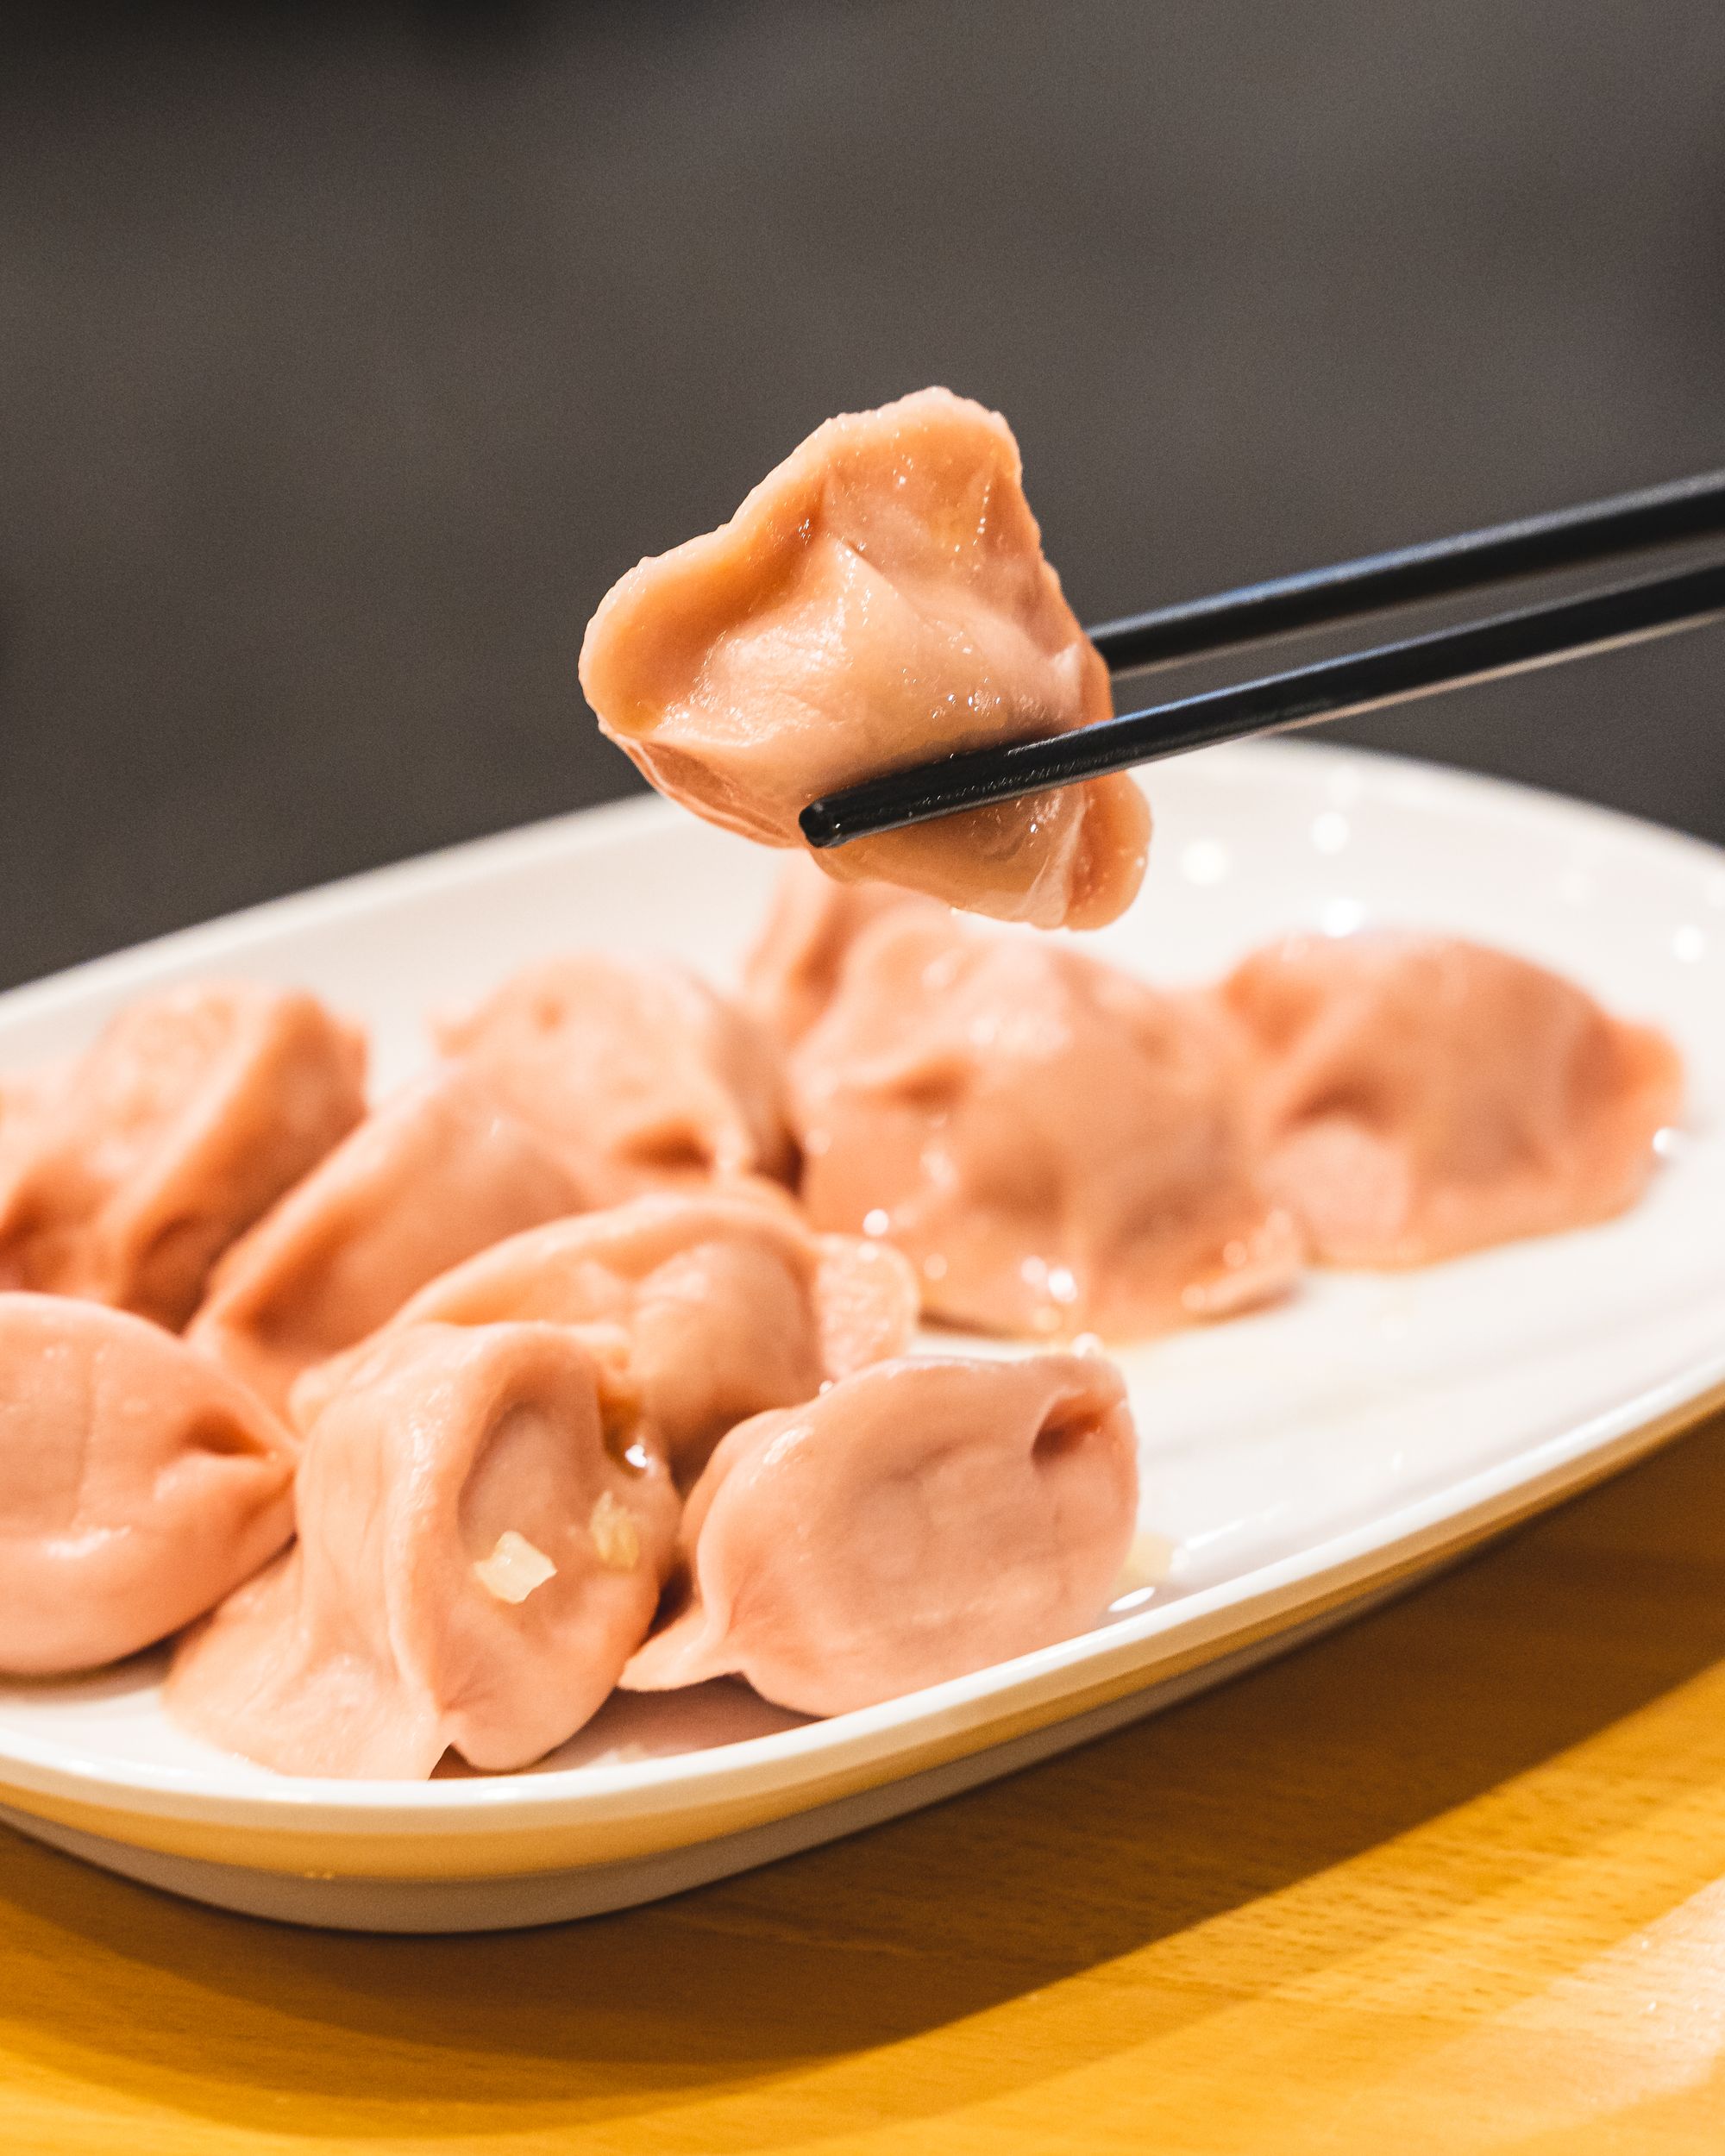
<box><xmin>6</xmin><ymin>1413</ymin><xmax>1725</xmax><ymax>2153</ymax></box>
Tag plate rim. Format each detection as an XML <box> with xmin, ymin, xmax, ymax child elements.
<box><xmin>5</xmin><ymin>735</ymin><xmax>1722</xmax><ymax>1021</ymax></box>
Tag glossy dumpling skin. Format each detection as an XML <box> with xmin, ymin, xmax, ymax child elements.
<box><xmin>187</xmin><ymin>1069</ymin><xmax>605</xmax><ymax>1414</ymax></box>
<box><xmin>303</xmin><ymin>1192</ymin><xmax>920</xmax><ymax>1482</ymax></box>
<box><xmin>623</xmin><ymin>1352</ymin><xmax>1139</xmax><ymax>1717</ymax></box>
<box><xmin>0</xmin><ymin>1294</ymin><xmax>296</xmax><ymax>1676</ymax></box>
<box><xmin>579</xmin><ymin>387</ymin><xmax>1151</xmax><ymax>931</ymax></box>
<box><xmin>0</xmin><ymin>983</ymin><xmax>367</xmax><ymax>1329</ymax></box>
<box><xmin>742</xmin><ymin>853</ymin><xmax>940</xmax><ymax>1046</ymax></box>
<box><xmin>791</xmin><ymin>912</ymin><xmax>1302</xmax><ymax>1339</ymax></box>
<box><xmin>435</xmin><ymin>952</ymin><xmax>793</xmax><ymax>1185</ymax></box>
<box><xmin>167</xmin><ymin>1321</ymin><xmax>681</xmax><ymax>1778</ymax></box>
<box><xmin>1218</xmin><ymin>932</ymin><xmax>1684</xmax><ymax>1265</ymax></box>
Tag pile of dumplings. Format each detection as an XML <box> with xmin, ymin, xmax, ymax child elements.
<box><xmin>0</xmin><ymin>382</ymin><xmax>1684</xmax><ymax>1782</ymax></box>
<box><xmin>0</xmin><ymin>854</ymin><xmax>1679</xmax><ymax>1782</ymax></box>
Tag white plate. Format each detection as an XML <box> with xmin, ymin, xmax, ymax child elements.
<box><xmin>2</xmin><ymin>740</ymin><xmax>1722</xmax><ymax>1933</ymax></box>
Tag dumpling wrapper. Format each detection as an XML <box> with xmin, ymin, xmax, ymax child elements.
<box><xmin>0</xmin><ymin>1294</ymin><xmax>296</xmax><ymax>1676</ymax></box>
<box><xmin>1219</xmin><ymin>931</ymin><xmax>1684</xmax><ymax>1265</ymax></box>
<box><xmin>791</xmin><ymin>912</ymin><xmax>1302</xmax><ymax>1339</ymax></box>
<box><xmin>623</xmin><ymin>1352</ymin><xmax>1140</xmax><ymax>1718</ymax></box>
<box><xmin>0</xmin><ymin>982</ymin><xmax>366</xmax><ymax>1329</ymax></box>
<box><xmin>187</xmin><ymin>1069</ymin><xmax>606</xmax><ymax>1414</ymax></box>
<box><xmin>435</xmin><ymin>951</ymin><xmax>793</xmax><ymax>1184</ymax></box>
<box><xmin>742</xmin><ymin>853</ymin><xmax>941</xmax><ymax>1046</ymax></box>
<box><xmin>579</xmin><ymin>387</ymin><xmax>1151</xmax><ymax>931</ymax></box>
<box><xmin>297</xmin><ymin>1191</ymin><xmax>919</xmax><ymax>1482</ymax></box>
<box><xmin>166</xmin><ymin>1321</ymin><xmax>681</xmax><ymax>1778</ymax></box>
<box><xmin>0</xmin><ymin>1069</ymin><xmax>58</xmax><ymax>1188</ymax></box>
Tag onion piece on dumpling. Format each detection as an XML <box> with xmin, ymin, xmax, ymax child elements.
<box><xmin>166</xmin><ymin>1321</ymin><xmax>681</xmax><ymax>1779</ymax></box>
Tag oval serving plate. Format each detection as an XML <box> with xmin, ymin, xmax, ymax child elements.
<box><xmin>2</xmin><ymin>738</ymin><xmax>1724</xmax><ymax>1933</ymax></box>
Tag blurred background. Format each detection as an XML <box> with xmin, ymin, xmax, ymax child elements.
<box><xmin>2</xmin><ymin>1</ymin><xmax>1722</xmax><ymax>991</ymax></box>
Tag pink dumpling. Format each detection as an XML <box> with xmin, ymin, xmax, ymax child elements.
<box><xmin>579</xmin><ymin>387</ymin><xmax>1151</xmax><ymax>931</ymax></box>
<box><xmin>741</xmin><ymin>853</ymin><xmax>941</xmax><ymax>1046</ymax></box>
<box><xmin>623</xmin><ymin>1351</ymin><xmax>1140</xmax><ymax>1717</ymax></box>
<box><xmin>166</xmin><ymin>1321</ymin><xmax>681</xmax><ymax>1779</ymax></box>
<box><xmin>0</xmin><ymin>981</ymin><xmax>367</xmax><ymax>1328</ymax></box>
<box><xmin>0</xmin><ymin>1294</ymin><xmax>296</xmax><ymax>1676</ymax></box>
<box><xmin>299</xmin><ymin>1191</ymin><xmax>919</xmax><ymax>1482</ymax></box>
<box><xmin>435</xmin><ymin>951</ymin><xmax>793</xmax><ymax>1185</ymax></box>
<box><xmin>791</xmin><ymin>911</ymin><xmax>1302</xmax><ymax>1339</ymax></box>
<box><xmin>0</xmin><ymin>1068</ymin><xmax>57</xmax><ymax>1188</ymax></box>
<box><xmin>186</xmin><ymin>1069</ymin><xmax>605</xmax><ymax>1414</ymax></box>
<box><xmin>1219</xmin><ymin>931</ymin><xmax>1684</xmax><ymax>1265</ymax></box>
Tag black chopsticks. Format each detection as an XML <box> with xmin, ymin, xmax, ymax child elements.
<box><xmin>1085</xmin><ymin>467</ymin><xmax>1725</xmax><ymax>674</ymax></box>
<box><xmin>800</xmin><ymin>470</ymin><xmax>1725</xmax><ymax>851</ymax></box>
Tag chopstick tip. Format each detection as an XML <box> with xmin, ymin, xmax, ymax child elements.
<box><xmin>799</xmin><ymin>799</ymin><xmax>844</xmax><ymax>849</ymax></box>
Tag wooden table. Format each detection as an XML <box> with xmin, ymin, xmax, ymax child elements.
<box><xmin>6</xmin><ymin>1412</ymin><xmax>1725</xmax><ymax>2153</ymax></box>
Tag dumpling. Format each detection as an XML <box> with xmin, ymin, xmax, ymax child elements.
<box><xmin>299</xmin><ymin>1191</ymin><xmax>920</xmax><ymax>1482</ymax></box>
<box><xmin>1218</xmin><ymin>931</ymin><xmax>1684</xmax><ymax>1265</ymax></box>
<box><xmin>0</xmin><ymin>982</ymin><xmax>366</xmax><ymax>1328</ymax></box>
<box><xmin>0</xmin><ymin>1294</ymin><xmax>296</xmax><ymax>1676</ymax></box>
<box><xmin>623</xmin><ymin>1352</ymin><xmax>1140</xmax><ymax>1717</ymax></box>
<box><xmin>186</xmin><ymin>1069</ymin><xmax>605</xmax><ymax>1414</ymax></box>
<box><xmin>741</xmin><ymin>853</ymin><xmax>940</xmax><ymax>1046</ymax></box>
<box><xmin>0</xmin><ymin>1069</ymin><xmax>56</xmax><ymax>1186</ymax></box>
<box><xmin>166</xmin><ymin>1321</ymin><xmax>681</xmax><ymax>1778</ymax></box>
<box><xmin>435</xmin><ymin>951</ymin><xmax>793</xmax><ymax>1185</ymax></box>
<box><xmin>579</xmin><ymin>387</ymin><xmax>1150</xmax><ymax>931</ymax></box>
<box><xmin>791</xmin><ymin>912</ymin><xmax>1302</xmax><ymax>1338</ymax></box>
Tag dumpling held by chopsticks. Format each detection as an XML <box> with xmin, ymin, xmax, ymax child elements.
<box><xmin>579</xmin><ymin>388</ymin><xmax>1150</xmax><ymax>931</ymax></box>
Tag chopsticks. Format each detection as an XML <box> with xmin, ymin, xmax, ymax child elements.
<box><xmin>1084</xmin><ymin>467</ymin><xmax>1725</xmax><ymax>674</ymax></box>
<box><xmin>799</xmin><ymin>470</ymin><xmax>1725</xmax><ymax>850</ymax></box>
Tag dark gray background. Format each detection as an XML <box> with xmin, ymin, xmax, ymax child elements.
<box><xmin>3</xmin><ymin>2</ymin><xmax>1722</xmax><ymax>991</ymax></box>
